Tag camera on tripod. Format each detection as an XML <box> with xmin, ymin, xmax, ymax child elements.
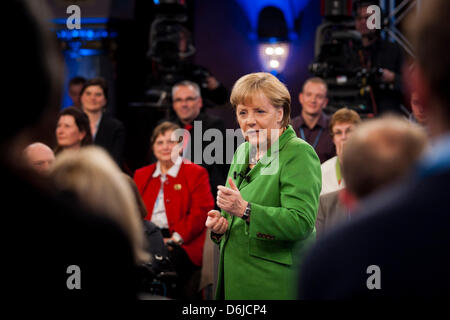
<box><xmin>144</xmin><ymin>0</ymin><xmax>212</xmax><ymax>109</ymax></box>
<box><xmin>309</xmin><ymin>0</ymin><xmax>385</xmax><ymax>115</ymax></box>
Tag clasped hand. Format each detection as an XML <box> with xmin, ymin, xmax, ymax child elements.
<box><xmin>217</xmin><ymin>177</ymin><xmax>247</xmax><ymax>217</ymax></box>
<box><xmin>205</xmin><ymin>178</ymin><xmax>248</xmax><ymax>235</ymax></box>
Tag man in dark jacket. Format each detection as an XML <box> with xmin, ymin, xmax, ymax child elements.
<box><xmin>170</xmin><ymin>80</ymin><xmax>229</xmax><ymax>201</ymax></box>
<box><xmin>354</xmin><ymin>0</ymin><xmax>404</xmax><ymax>115</ymax></box>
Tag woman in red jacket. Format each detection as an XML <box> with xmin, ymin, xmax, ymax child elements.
<box><xmin>134</xmin><ymin>121</ymin><xmax>214</xmax><ymax>299</ymax></box>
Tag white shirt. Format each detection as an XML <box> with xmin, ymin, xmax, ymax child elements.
<box><xmin>151</xmin><ymin>157</ymin><xmax>184</xmax><ymax>242</ymax></box>
<box><xmin>320</xmin><ymin>156</ymin><xmax>345</xmax><ymax>195</ymax></box>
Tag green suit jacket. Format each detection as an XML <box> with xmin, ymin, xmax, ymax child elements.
<box><xmin>214</xmin><ymin>125</ymin><xmax>321</xmax><ymax>300</ymax></box>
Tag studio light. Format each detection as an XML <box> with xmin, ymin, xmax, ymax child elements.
<box><xmin>256</xmin><ymin>6</ymin><xmax>291</xmax><ymax>74</ymax></box>
<box><xmin>269</xmin><ymin>59</ymin><xmax>280</xmax><ymax>68</ymax></box>
<box><xmin>265</xmin><ymin>47</ymin><xmax>274</xmax><ymax>55</ymax></box>
<box><xmin>275</xmin><ymin>46</ymin><xmax>284</xmax><ymax>55</ymax></box>
<box><xmin>258</xmin><ymin>41</ymin><xmax>290</xmax><ymax>72</ymax></box>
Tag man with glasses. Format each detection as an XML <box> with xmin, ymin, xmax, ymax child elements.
<box><xmin>170</xmin><ymin>80</ymin><xmax>228</xmax><ymax>201</ymax></box>
<box><xmin>320</xmin><ymin>108</ymin><xmax>361</xmax><ymax>195</ymax></box>
<box><xmin>172</xmin><ymin>81</ymin><xmax>204</xmax><ymax>129</ymax></box>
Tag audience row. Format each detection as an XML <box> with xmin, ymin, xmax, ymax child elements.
<box><xmin>23</xmin><ymin>75</ymin><xmax>430</xmax><ymax>301</ymax></box>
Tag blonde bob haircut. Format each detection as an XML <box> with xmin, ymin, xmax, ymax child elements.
<box><xmin>230</xmin><ymin>72</ymin><xmax>291</xmax><ymax>128</ymax></box>
<box><xmin>51</xmin><ymin>146</ymin><xmax>150</xmax><ymax>264</ymax></box>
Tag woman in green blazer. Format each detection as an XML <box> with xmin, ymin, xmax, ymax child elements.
<box><xmin>205</xmin><ymin>72</ymin><xmax>322</xmax><ymax>299</ymax></box>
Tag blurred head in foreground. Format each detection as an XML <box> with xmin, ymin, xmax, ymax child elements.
<box><xmin>51</xmin><ymin>146</ymin><xmax>149</xmax><ymax>264</ymax></box>
<box><xmin>340</xmin><ymin>115</ymin><xmax>428</xmax><ymax>210</ymax></box>
<box><xmin>23</xmin><ymin>142</ymin><xmax>55</xmax><ymax>174</ymax></box>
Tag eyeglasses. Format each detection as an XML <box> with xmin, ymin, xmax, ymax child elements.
<box><xmin>173</xmin><ymin>96</ymin><xmax>199</xmax><ymax>104</ymax></box>
<box><xmin>332</xmin><ymin>128</ymin><xmax>353</xmax><ymax>137</ymax></box>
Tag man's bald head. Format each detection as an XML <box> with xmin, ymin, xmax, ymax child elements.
<box><xmin>24</xmin><ymin>142</ymin><xmax>55</xmax><ymax>174</ymax></box>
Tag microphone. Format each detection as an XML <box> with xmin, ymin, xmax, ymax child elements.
<box><xmin>233</xmin><ymin>171</ymin><xmax>250</xmax><ymax>182</ymax></box>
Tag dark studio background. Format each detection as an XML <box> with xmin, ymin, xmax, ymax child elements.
<box><xmin>48</xmin><ymin>0</ymin><xmax>334</xmax><ymax>173</ymax></box>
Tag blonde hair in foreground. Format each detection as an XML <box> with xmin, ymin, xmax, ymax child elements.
<box><xmin>51</xmin><ymin>146</ymin><xmax>149</xmax><ymax>264</ymax></box>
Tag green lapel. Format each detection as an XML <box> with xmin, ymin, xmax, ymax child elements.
<box><xmin>222</xmin><ymin>125</ymin><xmax>298</xmax><ymax>244</ymax></box>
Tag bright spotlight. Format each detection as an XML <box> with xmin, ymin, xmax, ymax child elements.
<box><xmin>275</xmin><ymin>47</ymin><xmax>284</xmax><ymax>55</ymax></box>
<box><xmin>265</xmin><ymin>47</ymin><xmax>274</xmax><ymax>55</ymax></box>
<box><xmin>258</xmin><ymin>42</ymin><xmax>289</xmax><ymax>72</ymax></box>
<box><xmin>269</xmin><ymin>59</ymin><xmax>280</xmax><ymax>69</ymax></box>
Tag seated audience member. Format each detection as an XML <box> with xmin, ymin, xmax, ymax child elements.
<box><xmin>169</xmin><ymin>80</ymin><xmax>228</xmax><ymax>202</ymax></box>
<box><xmin>51</xmin><ymin>146</ymin><xmax>149</xmax><ymax>265</ymax></box>
<box><xmin>321</xmin><ymin>108</ymin><xmax>361</xmax><ymax>195</ymax></box>
<box><xmin>23</xmin><ymin>142</ymin><xmax>55</xmax><ymax>174</ymax></box>
<box><xmin>316</xmin><ymin>116</ymin><xmax>427</xmax><ymax>237</ymax></box>
<box><xmin>5</xmin><ymin>0</ymin><xmax>136</xmax><ymax>300</ymax></box>
<box><xmin>80</xmin><ymin>78</ymin><xmax>125</xmax><ymax>166</ymax></box>
<box><xmin>134</xmin><ymin>121</ymin><xmax>214</xmax><ymax>300</ymax></box>
<box><xmin>68</xmin><ymin>76</ymin><xmax>86</xmax><ymax>108</ymax></box>
<box><xmin>55</xmin><ymin>107</ymin><xmax>92</xmax><ymax>154</ymax></box>
<box><xmin>292</xmin><ymin>77</ymin><xmax>335</xmax><ymax>163</ymax></box>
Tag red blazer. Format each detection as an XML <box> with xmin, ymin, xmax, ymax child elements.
<box><xmin>133</xmin><ymin>160</ymin><xmax>214</xmax><ymax>266</ymax></box>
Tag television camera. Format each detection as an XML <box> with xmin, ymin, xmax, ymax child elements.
<box><xmin>143</xmin><ymin>0</ymin><xmax>212</xmax><ymax>109</ymax></box>
<box><xmin>310</xmin><ymin>0</ymin><xmax>387</xmax><ymax>115</ymax></box>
